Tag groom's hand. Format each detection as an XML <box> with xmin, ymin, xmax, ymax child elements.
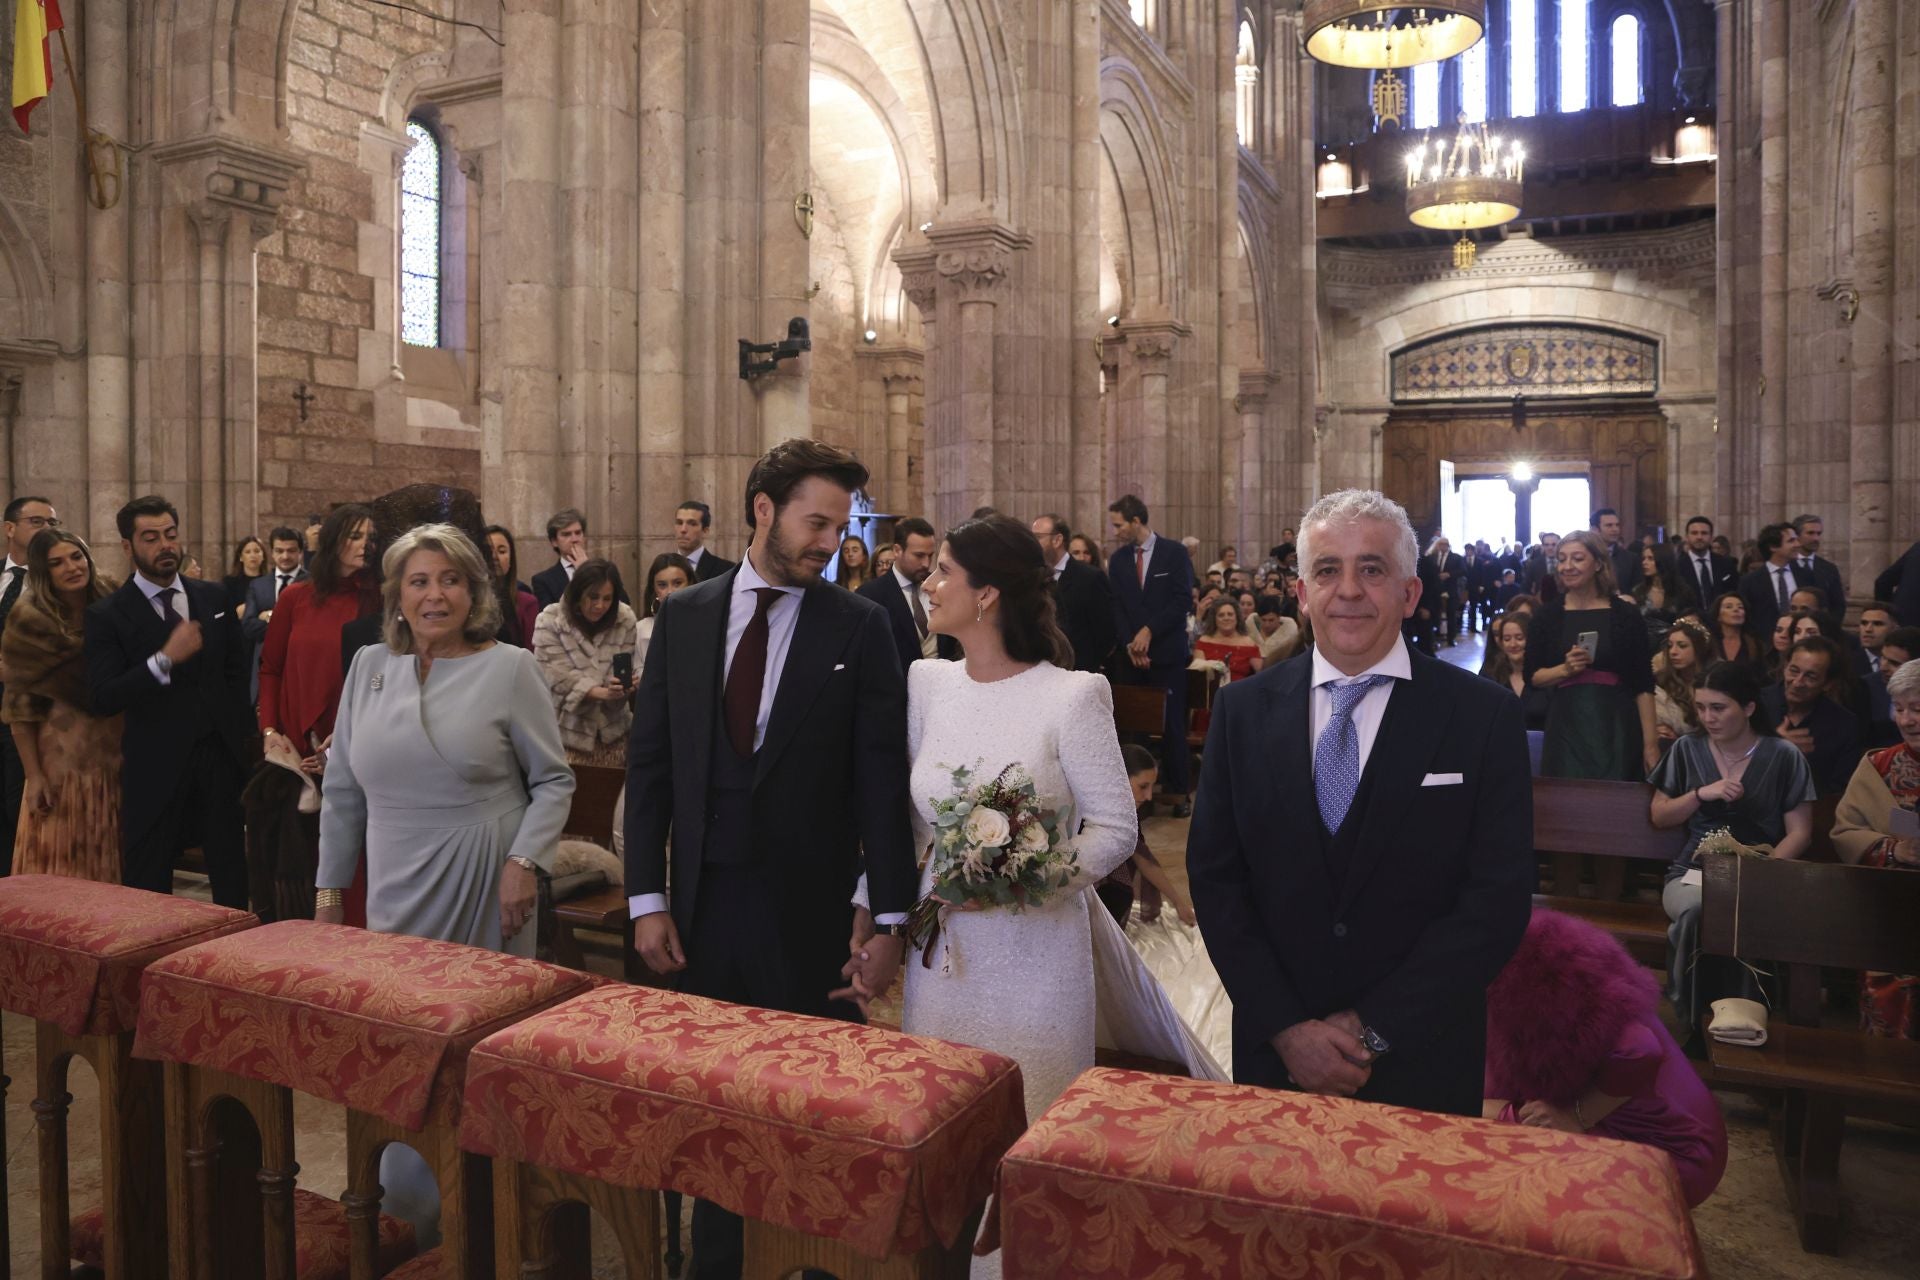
<box><xmin>634</xmin><ymin>911</ymin><xmax>686</xmax><ymax>974</ymax></box>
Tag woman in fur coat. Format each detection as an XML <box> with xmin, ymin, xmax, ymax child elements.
<box><xmin>1484</xmin><ymin>909</ymin><xmax>1728</xmax><ymax>1208</ymax></box>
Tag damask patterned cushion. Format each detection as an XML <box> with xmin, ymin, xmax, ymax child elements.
<box><xmin>995</xmin><ymin>1069</ymin><xmax>1706</xmax><ymax>1280</ymax></box>
<box><xmin>133</xmin><ymin>920</ymin><xmax>599</xmax><ymax>1129</ymax></box>
<box><xmin>0</xmin><ymin>874</ymin><xmax>258</xmax><ymax>1036</ymax></box>
<box><xmin>459</xmin><ymin>984</ymin><xmax>1028</xmax><ymax>1260</ymax></box>
<box><xmin>69</xmin><ymin>1188</ymin><xmax>416</xmax><ymax>1278</ymax></box>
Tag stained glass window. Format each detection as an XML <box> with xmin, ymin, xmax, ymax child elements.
<box><xmin>1509</xmin><ymin>0</ymin><xmax>1538</xmax><ymax>117</ymax></box>
<box><xmin>1412</xmin><ymin>60</ymin><xmax>1441</xmax><ymax>130</ymax></box>
<box><xmin>1459</xmin><ymin>39</ymin><xmax>1489</xmax><ymax>123</ymax></box>
<box><xmin>1611</xmin><ymin>13</ymin><xmax>1643</xmax><ymax>106</ymax></box>
<box><xmin>400</xmin><ymin>119</ymin><xmax>441</xmax><ymax>348</ymax></box>
<box><xmin>1558</xmin><ymin>0</ymin><xmax>1590</xmax><ymax>112</ymax></box>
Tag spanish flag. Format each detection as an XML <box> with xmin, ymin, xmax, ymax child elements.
<box><xmin>11</xmin><ymin>0</ymin><xmax>63</xmax><ymax>133</ymax></box>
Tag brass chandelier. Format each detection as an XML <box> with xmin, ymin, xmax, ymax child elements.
<box><xmin>1406</xmin><ymin>116</ymin><xmax>1524</xmax><ymax>269</ymax></box>
<box><xmin>1302</xmin><ymin>1</ymin><xmax>1487</xmax><ymax>70</ymax></box>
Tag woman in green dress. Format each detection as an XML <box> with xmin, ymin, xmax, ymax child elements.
<box><xmin>1525</xmin><ymin>529</ymin><xmax>1659</xmax><ymax>780</ymax></box>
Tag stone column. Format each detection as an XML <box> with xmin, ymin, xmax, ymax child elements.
<box><xmin>895</xmin><ymin>220</ymin><xmax>1029</xmax><ymax>532</ymax></box>
<box><xmin>756</xmin><ymin>0</ymin><xmax>811</xmax><ymax>449</ymax></box>
<box><xmin>498</xmin><ymin>0</ymin><xmax>564</xmax><ymax>552</ymax></box>
<box><xmin>1756</xmin><ymin>0</ymin><xmax>1789</xmax><ymax>511</ymax></box>
<box><xmin>1235</xmin><ymin>373</ymin><xmax>1274</xmax><ymax>550</ymax></box>
<box><xmin>1070</xmin><ymin>0</ymin><xmax>1103</xmax><ymax>536</ymax></box>
<box><xmin>1712</xmin><ymin>0</ymin><xmax>1742</xmax><ymax>534</ymax></box>
<box><xmin>1848</xmin><ymin>0</ymin><xmax>1895</xmax><ymax>593</ymax></box>
<box><xmin>144</xmin><ymin>137</ymin><xmax>304</xmax><ymax>560</ymax></box>
<box><xmin>1112</xmin><ymin>319</ymin><xmax>1188</xmax><ymax>514</ymax></box>
<box><xmin>856</xmin><ymin>350</ymin><xmax>923</xmax><ymax>518</ymax></box>
<box><xmin>85</xmin><ymin>0</ymin><xmax>135</xmax><ymax>550</ymax></box>
<box><xmin>636</xmin><ymin>0</ymin><xmax>689</xmax><ymax>564</ymax></box>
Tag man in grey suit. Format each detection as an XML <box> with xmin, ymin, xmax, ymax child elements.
<box><xmin>244</xmin><ymin>527</ymin><xmax>308</xmax><ymax>703</ymax></box>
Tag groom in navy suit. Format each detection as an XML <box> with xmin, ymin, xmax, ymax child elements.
<box><xmin>1188</xmin><ymin>489</ymin><xmax>1532</xmax><ymax>1117</ymax></box>
<box><xmin>1107</xmin><ymin>495</ymin><xmax>1194</xmax><ymax>807</ymax></box>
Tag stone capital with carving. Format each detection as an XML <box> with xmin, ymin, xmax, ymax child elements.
<box><xmin>1235</xmin><ymin>371</ymin><xmax>1277</xmax><ymax>413</ymax></box>
<box><xmin>1117</xmin><ymin>317</ymin><xmax>1191</xmax><ymax>368</ymax></box>
<box><xmin>153</xmin><ymin>134</ymin><xmax>307</xmax><ymax>245</ymax></box>
<box><xmin>925</xmin><ymin>219</ymin><xmax>1032</xmax><ymax>304</ymax></box>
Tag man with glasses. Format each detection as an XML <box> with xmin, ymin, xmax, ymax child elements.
<box><xmin>1</xmin><ymin>496</ymin><xmax>59</xmax><ymax>875</ymax></box>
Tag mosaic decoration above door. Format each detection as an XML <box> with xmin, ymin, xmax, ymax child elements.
<box><xmin>1391</xmin><ymin>324</ymin><xmax>1658</xmax><ymax>402</ymax></box>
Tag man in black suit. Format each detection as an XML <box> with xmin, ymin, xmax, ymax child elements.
<box><xmin>1423</xmin><ymin>535</ymin><xmax>1465</xmax><ymax>645</ymax></box>
<box><xmin>85</xmin><ymin>496</ymin><xmax>252</xmax><ymax>906</ymax></box>
<box><xmin>625</xmin><ymin>440</ymin><xmax>917</xmax><ymax>1280</ymax></box>
<box><xmin>242</xmin><ymin>526</ymin><xmax>309</xmax><ymax>704</ymax></box>
<box><xmin>531</xmin><ymin>507</ymin><xmax>629</xmax><ymax>610</ymax></box>
<box><xmin>856</xmin><ymin>516</ymin><xmax>956</xmax><ymax>671</ymax></box>
<box><xmin>1678</xmin><ymin>515</ymin><xmax>1737</xmax><ymax>613</ymax></box>
<box><xmin>1592</xmin><ymin>507</ymin><xmax>1640</xmax><ymax>595</ymax></box>
<box><xmin>1033</xmin><ymin>513</ymin><xmax>1116</xmax><ymax>673</ymax></box>
<box><xmin>1</xmin><ymin>494</ymin><xmax>58</xmax><ymax>876</ymax></box>
<box><xmin>1761</xmin><ymin>637</ymin><xmax>1864</xmax><ymax>797</ymax></box>
<box><xmin>1521</xmin><ymin>531</ymin><xmax>1562</xmax><ymax>602</ymax></box>
<box><xmin>1740</xmin><ymin>522</ymin><xmax>1804</xmax><ymax>642</ymax></box>
<box><xmin>1877</xmin><ymin>541</ymin><xmax>1920</xmax><ymax>627</ymax></box>
<box><xmin>673</xmin><ymin>500</ymin><xmax>736</xmax><ymax>583</ymax></box>
<box><xmin>1108</xmin><ymin>495</ymin><xmax>1195</xmax><ymax>810</ymax></box>
<box><xmin>1789</xmin><ymin>514</ymin><xmax>1848</xmax><ymax>617</ymax></box>
<box><xmin>1187</xmin><ymin>488</ymin><xmax>1532</xmax><ymax>1117</ymax></box>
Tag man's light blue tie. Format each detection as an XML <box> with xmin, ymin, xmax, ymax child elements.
<box><xmin>1315</xmin><ymin>675</ymin><xmax>1392</xmax><ymax>834</ymax></box>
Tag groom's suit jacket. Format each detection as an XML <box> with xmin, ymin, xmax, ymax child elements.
<box><xmin>1187</xmin><ymin>645</ymin><xmax>1533</xmax><ymax>1116</ymax></box>
<box><xmin>622</xmin><ymin>566</ymin><xmax>918</xmax><ymax>975</ymax></box>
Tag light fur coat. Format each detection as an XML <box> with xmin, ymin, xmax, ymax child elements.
<box><xmin>532</xmin><ymin>601</ymin><xmax>638</xmax><ymax>754</ymax></box>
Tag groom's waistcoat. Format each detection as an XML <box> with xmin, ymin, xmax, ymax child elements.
<box><xmin>703</xmin><ymin>690</ymin><xmax>758</xmax><ymax>866</ymax></box>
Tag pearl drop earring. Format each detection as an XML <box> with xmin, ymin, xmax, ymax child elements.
<box><xmin>976</xmin><ymin>599</ymin><xmax>986</xmax><ymax>623</ymax></box>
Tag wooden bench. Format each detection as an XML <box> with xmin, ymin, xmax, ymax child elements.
<box><xmin>1699</xmin><ymin>851</ymin><xmax>1920</xmax><ymax>1254</ymax></box>
<box><xmin>1531</xmin><ymin>777</ymin><xmax>1684</xmax><ymax>966</ymax></box>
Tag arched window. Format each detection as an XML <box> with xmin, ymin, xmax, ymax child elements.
<box><xmin>1509</xmin><ymin>0</ymin><xmax>1539</xmax><ymax>117</ymax></box>
<box><xmin>1235</xmin><ymin>20</ymin><xmax>1258</xmax><ymax>146</ymax></box>
<box><xmin>1558</xmin><ymin>0</ymin><xmax>1590</xmax><ymax>112</ymax></box>
<box><xmin>1459</xmin><ymin>39</ymin><xmax>1489</xmax><ymax>123</ymax></box>
<box><xmin>1412</xmin><ymin>60</ymin><xmax>1441</xmax><ymax>130</ymax></box>
<box><xmin>1610</xmin><ymin>12</ymin><xmax>1644</xmax><ymax>106</ymax></box>
<box><xmin>400</xmin><ymin>118</ymin><xmax>442</xmax><ymax>348</ymax></box>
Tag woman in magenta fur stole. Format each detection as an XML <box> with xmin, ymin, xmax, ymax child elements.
<box><xmin>1483</xmin><ymin>909</ymin><xmax>1728</xmax><ymax>1208</ymax></box>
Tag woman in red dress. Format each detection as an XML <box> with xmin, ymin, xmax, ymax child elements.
<box><xmin>257</xmin><ymin>504</ymin><xmax>376</xmax><ymax>923</ymax></box>
<box><xmin>1192</xmin><ymin>600</ymin><xmax>1262</xmax><ymax>738</ymax></box>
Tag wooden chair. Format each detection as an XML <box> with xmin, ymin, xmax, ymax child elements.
<box><xmin>1110</xmin><ymin>683</ymin><xmax>1167</xmax><ymax>737</ymax></box>
<box><xmin>0</xmin><ymin>876</ymin><xmax>259</xmax><ymax>1280</ymax></box>
<box><xmin>134</xmin><ymin>920</ymin><xmax>599</xmax><ymax>1279</ymax></box>
<box><xmin>1698</xmin><ymin>852</ymin><xmax>1920</xmax><ymax>1253</ymax></box>
<box><xmin>461</xmin><ymin>985</ymin><xmax>1027</xmax><ymax>1280</ymax></box>
<box><xmin>1530</xmin><ymin>777</ymin><xmax>1684</xmax><ymax>965</ymax></box>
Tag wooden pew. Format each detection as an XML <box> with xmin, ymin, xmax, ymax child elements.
<box><xmin>1530</xmin><ymin>777</ymin><xmax>1684</xmax><ymax>966</ymax></box>
<box><xmin>1698</xmin><ymin>852</ymin><xmax>1920</xmax><ymax>1254</ymax></box>
<box><xmin>549</xmin><ymin>763</ymin><xmax>636</xmax><ymax>978</ymax></box>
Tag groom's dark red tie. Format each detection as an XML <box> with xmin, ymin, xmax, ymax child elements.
<box><xmin>725</xmin><ymin>588</ymin><xmax>782</xmax><ymax>757</ymax></box>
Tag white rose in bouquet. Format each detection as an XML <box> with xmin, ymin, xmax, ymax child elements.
<box><xmin>963</xmin><ymin>805</ymin><xmax>1012</xmax><ymax>848</ymax></box>
<box><xmin>1015</xmin><ymin>821</ymin><xmax>1051</xmax><ymax>856</ymax></box>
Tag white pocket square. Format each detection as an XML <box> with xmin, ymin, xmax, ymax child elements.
<box><xmin>833</xmin><ymin>663</ymin><xmax>846</xmax><ymax>671</ymax></box>
<box><xmin>213</xmin><ymin>611</ymin><xmax>227</xmax><ymax>619</ymax></box>
<box><xmin>1421</xmin><ymin>772</ymin><xmax>1464</xmax><ymax>787</ymax></box>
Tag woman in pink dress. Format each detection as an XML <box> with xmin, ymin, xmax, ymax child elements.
<box><xmin>1484</xmin><ymin>909</ymin><xmax>1727</xmax><ymax>1207</ymax></box>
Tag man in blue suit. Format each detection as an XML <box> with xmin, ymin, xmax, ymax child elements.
<box><xmin>1188</xmin><ymin>489</ymin><xmax>1532</xmax><ymax>1116</ymax></box>
<box><xmin>1108</xmin><ymin>494</ymin><xmax>1194</xmax><ymax>812</ymax></box>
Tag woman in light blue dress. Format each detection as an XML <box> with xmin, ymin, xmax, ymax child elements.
<box><xmin>316</xmin><ymin>523</ymin><xmax>573</xmax><ymax>1241</ymax></box>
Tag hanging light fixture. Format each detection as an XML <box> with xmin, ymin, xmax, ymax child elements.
<box><xmin>1405</xmin><ymin>115</ymin><xmax>1524</xmax><ymax>231</ymax></box>
<box><xmin>1302</xmin><ymin>1</ymin><xmax>1486</xmax><ymax>70</ymax></box>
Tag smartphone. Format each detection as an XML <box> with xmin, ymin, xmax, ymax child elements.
<box><xmin>1891</xmin><ymin>806</ymin><xmax>1920</xmax><ymax>840</ymax></box>
<box><xmin>611</xmin><ymin>652</ymin><xmax>634</xmax><ymax>686</ymax></box>
<box><xmin>1577</xmin><ymin>630</ymin><xmax>1600</xmax><ymax>661</ymax></box>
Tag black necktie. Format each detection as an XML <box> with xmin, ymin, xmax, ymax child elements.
<box><xmin>1775</xmin><ymin>567</ymin><xmax>1790</xmax><ymax>614</ymax></box>
<box><xmin>1696</xmin><ymin>557</ymin><xmax>1713</xmax><ymax>605</ymax></box>
<box><xmin>277</xmin><ymin>573</ymin><xmax>290</xmax><ymax>600</ymax></box>
<box><xmin>724</xmin><ymin>588</ymin><xmax>781</xmax><ymax>757</ymax></box>
<box><xmin>157</xmin><ymin>586</ymin><xmax>179</xmax><ymax>624</ymax></box>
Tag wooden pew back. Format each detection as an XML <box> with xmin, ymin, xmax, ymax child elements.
<box><xmin>562</xmin><ymin>764</ymin><xmax>626</xmax><ymax>848</ymax></box>
<box><xmin>1531</xmin><ymin>777</ymin><xmax>1685</xmax><ymax>862</ymax></box>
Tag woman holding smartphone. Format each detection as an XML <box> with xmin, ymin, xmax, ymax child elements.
<box><xmin>531</xmin><ymin>558</ymin><xmax>637</xmax><ymax>764</ymax></box>
<box><xmin>1526</xmin><ymin>529</ymin><xmax>1658</xmax><ymax>780</ymax></box>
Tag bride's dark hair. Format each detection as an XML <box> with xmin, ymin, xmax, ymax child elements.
<box><xmin>944</xmin><ymin>514</ymin><xmax>1074</xmax><ymax>668</ymax></box>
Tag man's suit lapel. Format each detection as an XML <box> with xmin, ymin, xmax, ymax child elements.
<box><xmin>117</xmin><ymin>580</ymin><xmax>172</xmax><ymax>652</ymax></box>
<box><xmin>676</xmin><ymin>572</ymin><xmax>730</xmax><ymax>776</ymax></box>
<box><xmin>1334</xmin><ymin>654</ymin><xmax>1446</xmax><ymax>917</ymax></box>
<box><xmin>1268</xmin><ymin>659</ymin><xmax>1335</xmax><ymax>907</ymax></box>
<box><xmin>755</xmin><ymin>585</ymin><xmax>856</xmax><ymax>786</ymax></box>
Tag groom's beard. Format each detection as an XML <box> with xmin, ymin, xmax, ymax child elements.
<box><xmin>761</xmin><ymin>520</ymin><xmax>832</xmax><ymax>586</ymax></box>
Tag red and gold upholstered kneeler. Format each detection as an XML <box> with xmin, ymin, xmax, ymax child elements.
<box><xmin>459</xmin><ymin>984</ymin><xmax>1029</xmax><ymax>1279</ymax></box>
<box><xmin>133</xmin><ymin>920</ymin><xmax>599</xmax><ymax>1280</ymax></box>
<box><xmin>994</xmin><ymin>1068</ymin><xmax>1708</xmax><ymax>1280</ymax></box>
<box><xmin>0</xmin><ymin>874</ymin><xmax>258</xmax><ymax>1280</ymax></box>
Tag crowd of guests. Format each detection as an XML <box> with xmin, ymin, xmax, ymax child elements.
<box><xmin>1464</xmin><ymin>508</ymin><xmax>1920</xmax><ymax>1052</ymax></box>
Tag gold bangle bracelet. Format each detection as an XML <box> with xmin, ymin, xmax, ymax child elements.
<box><xmin>315</xmin><ymin>888</ymin><xmax>344</xmax><ymax>910</ymax></box>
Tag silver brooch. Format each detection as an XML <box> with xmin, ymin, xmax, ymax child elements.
<box><xmin>370</xmin><ymin>673</ymin><xmax>384</xmax><ymax>691</ymax></box>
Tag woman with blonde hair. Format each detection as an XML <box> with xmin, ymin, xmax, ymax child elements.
<box><xmin>1654</xmin><ymin>618</ymin><xmax>1713</xmax><ymax>743</ymax></box>
<box><xmin>1</xmin><ymin>529</ymin><xmax>121</xmax><ymax>880</ymax></box>
<box><xmin>1526</xmin><ymin>529</ymin><xmax>1658</xmax><ymax>779</ymax></box>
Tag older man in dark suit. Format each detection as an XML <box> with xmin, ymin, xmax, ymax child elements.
<box><xmin>1108</xmin><ymin>495</ymin><xmax>1195</xmax><ymax>809</ymax></box>
<box><xmin>1033</xmin><ymin>513</ymin><xmax>1116</xmax><ymax>673</ymax></box>
<box><xmin>1188</xmin><ymin>488</ymin><xmax>1532</xmax><ymax>1116</ymax></box>
<box><xmin>85</xmin><ymin>495</ymin><xmax>253</xmax><ymax>906</ymax></box>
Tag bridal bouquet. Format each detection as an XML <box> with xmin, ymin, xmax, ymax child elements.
<box><xmin>902</xmin><ymin>762</ymin><xmax>1078</xmax><ymax>968</ymax></box>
